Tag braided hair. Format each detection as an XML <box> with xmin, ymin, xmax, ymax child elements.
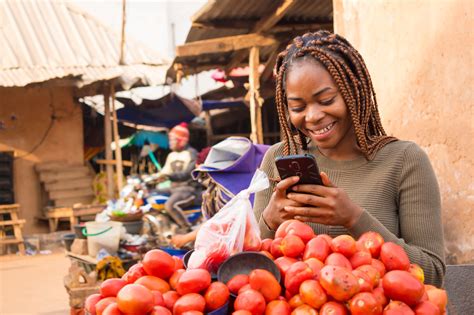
<box><xmin>274</xmin><ymin>30</ymin><xmax>397</xmax><ymax>159</ymax></box>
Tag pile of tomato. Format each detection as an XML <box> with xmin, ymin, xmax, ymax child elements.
<box><xmin>84</xmin><ymin>219</ymin><xmax>448</xmax><ymax>315</ymax></box>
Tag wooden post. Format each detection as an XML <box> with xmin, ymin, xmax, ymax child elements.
<box><xmin>204</xmin><ymin>110</ymin><xmax>213</xmax><ymax>146</ymax></box>
<box><xmin>111</xmin><ymin>84</ymin><xmax>123</xmax><ymax>192</ymax></box>
<box><xmin>119</xmin><ymin>0</ymin><xmax>127</xmax><ymax>65</ymax></box>
<box><xmin>249</xmin><ymin>46</ymin><xmax>264</xmax><ymax>144</ymax></box>
<box><xmin>103</xmin><ymin>84</ymin><xmax>114</xmax><ymax>199</ymax></box>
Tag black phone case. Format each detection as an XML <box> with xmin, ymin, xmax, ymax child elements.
<box><xmin>275</xmin><ymin>154</ymin><xmax>323</xmax><ymax>186</ymax></box>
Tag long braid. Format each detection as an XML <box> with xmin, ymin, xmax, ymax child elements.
<box><xmin>274</xmin><ymin>31</ymin><xmax>397</xmax><ymax>160</ymax></box>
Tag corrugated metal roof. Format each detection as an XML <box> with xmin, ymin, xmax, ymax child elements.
<box><xmin>169</xmin><ymin>0</ymin><xmax>332</xmax><ymax>79</ymax></box>
<box><xmin>0</xmin><ymin>0</ymin><xmax>169</xmax><ymax>88</ymax></box>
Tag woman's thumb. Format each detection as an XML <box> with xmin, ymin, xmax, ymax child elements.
<box><xmin>320</xmin><ymin>172</ymin><xmax>335</xmax><ymax>187</ymax></box>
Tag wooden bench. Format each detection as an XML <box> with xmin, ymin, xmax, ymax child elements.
<box><xmin>40</xmin><ymin>205</ymin><xmax>106</xmax><ymax>233</ymax></box>
<box><xmin>0</xmin><ymin>204</ymin><xmax>25</xmax><ymax>255</ymax></box>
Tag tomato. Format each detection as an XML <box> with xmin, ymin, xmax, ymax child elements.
<box><xmin>234</xmin><ymin>289</ymin><xmax>266</xmax><ymax>315</ymax></box>
<box><xmin>243</xmin><ymin>216</ymin><xmax>262</xmax><ymax>251</ymax></box>
<box><xmin>102</xmin><ymin>303</ymin><xmax>123</xmax><ymax>315</ymax></box>
<box><xmin>382</xmin><ymin>270</ymin><xmax>424</xmax><ymax>306</ymax></box>
<box><xmin>352</xmin><ymin>269</ymin><xmax>374</xmax><ymax>292</ymax></box>
<box><xmin>356</xmin><ymin>265</ymin><xmax>381</xmax><ymax>287</ymax></box>
<box><xmin>275</xmin><ymin>220</ymin><xmax>295</xmax><ymax>239</ymax></box>
<box><xmin>95</xmin><ymin>297</ymin><xmax>117</xmax><ymax>315</ymax></box>
<box><xmin>291</xmin><ymin>304</ymin><xmax>317</xmax><ymax>315</ymax></box>
<box><xmin>270</xmin><ymin>237</ymin><xmax>284</xmax><ymax>258</ymax></box>
<box><xmin>135</xmin><ymin>275</ymin><xmax>170</xmax><ymax>293</ymax></box>
<box><xmin>288</xmin><ymin>294</ymin><xmax>304</xmax><ymax>309</ymax></box>
<box><xmin>142</xmin><ymin>249</ymin><xmax>175</xmax><ymax>280</ymax></box>
<box><xmin>325</xmin><ymin>252</ymin><xmax>353</xmax><ymax>270</ymax></box>
<box><xmin>204</xmin><ymin>281</ymin><xmax>230</xmax><ymax>311</ymax></box>
<box><xmin>299</xmin><ymin>279</ymin><xmax>327</xmax><ymax>309</ymax></box>
<box><xmin>426</xmin><ymin>288</ymin><xmax>448</xmax><ymax>312</ymax></box>
<box><xmin>169</xmin><ymin>269</ymin><xmax>185</xmax><ymax>290</ymax></box>
<box><xmin>163</xmin><ymin>290</ymin><xmax>180</xmax><ymax>310</ymax></box>
<box><xmin>319</xmin><ymin>265</ymin><xmax>360</xmax><ymax>302</ymax></box>
<box><xmin>414</xmin><ymin>301</ymin><xmax>440</xmax><ymax>315</ymax></box>
<box><xmin>371</xmin><ymin>259</ymin><xmax>386</xmax><ymax>277</ymax></box>
<box><xmin>261</xmin><ymin>238</ymin><xmax>273</xmax><ymax>252</ymax></box>
<box><xmin>303</xmin><ymin>257</ymin><xmax>324</xmax><ymax>280</ymax></box>
<box><xmin>274</xmin><ymin>256</ymin><xmax>298</xmax><ymax>282</ymax></box>
<box><xmin>233</xmin><ymin>311</ymin><xmax>253</xmax><ymax>315</ymax></box>
<box><xmin>303</xmin><ymin>236</ymin><xmax>331</xmax><ymax>262</ymax></box>
<box><xmin>373</xmin><ymin>286</ymin><xmax>388</xmax><ymax>308</ymax></box>
<box><xmin>350</xmin><ymin>251</ymin><xmax>373</xmax><ymax>269</ymax></box>
<box><xmin>173</xmin><ymin>256</ymin><xmax>184</xmax><ymax>271</ymax></box>
<box><xmin>85</xmin><ymin>293</ymin><xmax>102</xmax><ymax>315</ymax></box>
<box><xmin>238</xmin><ymin>284</ymin><xmax>252</xmax><ymax>294</ymax></box>
<box><xmin>383</xmin><ymin>301</ymin><xmax>415</xmax><ymax>315</ymax></box>
<box><xmin>319</xmin><ymin>301</ymin><xmax>349</xmax><ymax>315</ymax></box>
<box><xmin>280</xmin><ymin>234</ymin><xmax>305</xmax><ymax>258</ymax></box>
<box><xmin>150</xmin><ymin>305</ymin><xmax>173</xmax><ymax>315</ymax></box>
<box><xmin>181</xmin><ymin>311</ymin><xmax>204</xmax><ymax>315</ymax></box>
<box><xmin>357</xmin><ymin>231</ymin><xmax>384</xmax><ymax>258</ymax></box>
<box><xmin>408</xmin><ymin>264</ymin><xmax>425</xmax><ymax>284</ymax></box>
<box><xmin>116</xmin><ymin>284</ymin><xmax>154</xmax><ymax>314</ymax></box>
<box><xmin>100</xmin><ymin>278</ymin><xmax>127</xmax><ymax>298</ymax></box>
<box><xmin>173</xmin><ymin>293</ymin><xmax>206</xmax><ymax>315</ymax></box>
<box><xmin>226</xmin><ymin>274</ymin><xmax>249</xmax><ymax>295</ymax></box>
<box><xmin>349</xmin><ymin>292</ymin><xmax>382</xmax><ymax>315</ymax></box>
<box><xmin>151</xmin><ymin>290</ymin><xmax>165</xmax><ymax>307</ymax></box>
<box><xmin>331</xmin><ymin>235</ymin><xmax>357</xmax><ymax>258</ymax></box>
<box><xmin>176</xmin><ymin>268</ymin><xmax>211</xmax><ymax>295</ymax></box>
<box><xmin>284</xmin><ymin>261</ymin><xmax>314</xmax><ymax>296</ymax></box>
<box><xmin>380</xmin><ymin>242</ymin><xmax>410</xmax><ymax>271</ymax></box>
<box><xmin>259</xmin><ymin>250</ymin><xmax>274</xmax><ymax>260</ymax></box>
<box><xmin>265</xmin><ymin>300</ymin><xmax>291</xmax><ymax>315</ymax></box>
<box><xmin>283</xmin><ymin>220</ymin><xmax>315</xmax><ymax>244</ymax></box>
<box><xmin>121</xmin><ymin>263</ymin><xmax>147</xmax><ymax>284</ymax></box>
<box><xmin>249</xmin><ymin>269</ymin><xmax>281</xmax><ymax>302</ymax></box>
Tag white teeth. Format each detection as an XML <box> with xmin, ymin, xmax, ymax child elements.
<box><xmin>312</xmin><ymin>122</ymin><xmax>334</xmax><ymax>135</ymax></box>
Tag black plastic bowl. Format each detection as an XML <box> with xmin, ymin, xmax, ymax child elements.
<box><xmin>217</xmin><ymin>251</ymin><xmax>281</xmax><ymax>284</ymax></box>
<box><xmin>62</xmin><ymin>233</ymin><xmax>76</xmax><ymax>251</ymax></box>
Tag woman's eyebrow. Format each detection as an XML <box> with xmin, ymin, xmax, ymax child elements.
<box><xmin>313</xmin><ymin>87</ymin><xmax>332</xmax><ymax>97</ymax></box>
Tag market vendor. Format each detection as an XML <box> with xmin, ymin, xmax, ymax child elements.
<box><xmin>253</xmin><ymin>30</ymin><xmax>445</xmax><ymax>286</ymax></box>
<box><xmin>153</xmin><ymin>122</ymin><xmax>199</xmax><ymax>229</ymax></box>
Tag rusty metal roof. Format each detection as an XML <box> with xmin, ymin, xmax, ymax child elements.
<box><xmin>0</xmin><ymin>0</ymin><xmax>169</xmax><ymax>89</ymax></box>
<box><xmin>168</xmin><ymin>0</ymin><xmax>333</xmax><ymax>79</ymax></box>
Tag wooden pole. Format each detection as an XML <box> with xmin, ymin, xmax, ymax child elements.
<box><xmin>119</xmin><ymin>0</ymin><xmax>127</xmax><ymax>65</ymax></box>
<box><xmin>249</xmin><ymin>46</ymin><xmax>264</xmax><ymax>144</ymax></box>
<box><xmin>111</xmin><ymin>84</ymin><xmax>123</xmax><ymax>193</ymax></box>
<box><xmin>103</xmin><ymin>83</ymin><xmax>114</xmax><ymax>199</ymax></box>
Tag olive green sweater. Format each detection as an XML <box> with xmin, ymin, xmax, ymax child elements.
<box><xmin>254</xmin><ymin>140</ymin><xmax>445</xmax><ymax>286</ymax></box>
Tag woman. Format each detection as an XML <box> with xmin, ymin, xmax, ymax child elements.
<box><xmin>254</xmin><ymin>30</ymin><xmax>445</xmax><ymax>286</ymax></box>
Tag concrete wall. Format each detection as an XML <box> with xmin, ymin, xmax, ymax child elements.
<box><xmin>333</xmin><ymin>0</ymin><xmax>473</xmax><ymax>263</ymax></box>
<box><xmin>0</xmin><ymin>87</ymin><xmax>84</xmax><ymax>234</ymax></box>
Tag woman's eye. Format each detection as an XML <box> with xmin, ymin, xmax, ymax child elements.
<box><xmin>288</xmin><ymin>106</ymin><xmax>305</xmax><ymax>113</ymax></box>
<box><xmin>320</xmin><ymin>97</ymin><xmax>336</xmax><ymax>106</ymax></box>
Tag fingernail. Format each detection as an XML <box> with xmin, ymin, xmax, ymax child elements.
<box><xmin>287</xmin><ymin>193</ymin><xmax>293</xmax><ymax>198</ymax></box>
<box><xmin>292</xmin><ymin>186</ymin><xmax>298</xmax><ymax>191</ymax></box>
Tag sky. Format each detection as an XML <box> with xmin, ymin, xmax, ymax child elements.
<box><xmin>69</xmin><ymin>0</ymin><xmax>218</xmax><ymax>99</ymax></box>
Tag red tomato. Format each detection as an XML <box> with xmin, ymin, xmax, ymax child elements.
<box><xmin>426</xmin><ymin>288</ymin><xmax>448</xmax><ymax>312</ymax></box>
<box><xmin>151</xmin><ymin>290</ymin><xmax>165</xmax><ymax>307</ymax></box>
<box><xmin>357</xmin><ymin>231</ymin><xmax>384</xmax><ymax>258</ymax></box>
<box><xmin>280</xmin><ymin>234</ymin><xmax>305</xmax><ymax>258</ymax></box>
<box><xmin>100</xmin><ymin>278</ymin><xmax>127</xmax><ymax>298</ymax></box>
<box><xmin>382</xmin><ymin>270</ymin><xmax>424</xmax><ymax>306</ymax></box>
<box><xmin>352</xmin><ymin>269</ymin><xmax>374</xmax><ymax>292</ymax></box>
<box><xmin>260</xmin><ymin>238</ymin><xmax>273</xmax><ymax>252</ymax></box>
<box><xmin>380</xmin><ymin>242</ymin><xmax>410</xmax><ymax>271</ymax></box>
<box><xmin>84</xmin><ymin>293</ymin><xmax>102</xmax><ymax>315</ymax></box>
<box><xmin>303</xmin><ymin>236</ymin><xmax>331</xmax><ymax>262</ymax></box>
<box><xmin>204</xmin><ymin>281</ymin><xmax>230</xmax><ymax>311</ymax></box>
<box><xmin>299</xmin><ymin>279</ymin><xmax>327</xmax><ymax>309</ymax></box>
<box><xmin>304</xmin><ymin>257</ymin><xmax>324</xmax><ymax>280</ymax></box>
<box><xmin>142</xmin><ymin>249</ymin><xmax>175</xmax><ymax>280</ymax></box>
<box><xmin>414</xmin><ymin>301</ymin><xmax>441</xmax><ymax>315</ymax></box>
<box><xmin>350</xmin><ymin>251</ymin><xmax>373</xmax><ymax>269</ymax></box>
<box><xmin>95</xmin><ymin>297</ymin><xmax>117</xmax><ymax>315</ymax></box>
<box><xmin>173</xmin><ymin>293</ymin><xmax>206</xmax><ymax>315</ymax></box>
<box><xmin>331</xmin><ymin>235</ymin><xmax>357</xmax><ymax>258</ymax></box>
<box><xmin>349</xmin><ymin>292</ymin><xmax>382</xmax><ymax>315</ymax></box>
<box><xmin>233</xmin><ymin>311</ymin><xmax>253</xmax><ymax>315</ymax></box>
<box><xmin>371</xmin><ymin>259</ymin><xmax>386</xmax><ymax>277</ymax></box>
<box><xmin>319</xmin><ymin>265</ymin><xmax>360</xmax><ymax>302</ymax></box>
<box><xmin>288</xmin><ymin>294</ymin><xmax>304</xmax><ymax>309</ymax></box>
<box><xmin>383</xmin><ymin>301</ymin><xmax>415</xmax><ymax>315</ymax></box>
<box><xmin>226</xmin><ymin>274</ymin><xmax>249</xmax><ymax>295</ymax></box>
<box><xmin>163</xmin><ymin>290</ymin><xmax>180</xmax><ymax>310</ymax></box>
<box><xmin>319</xmin><ymin>301</ymin><xmax>349</xmax><ymax>315</ymax></box>
<box><xmin>291</xmin><ymin>304</ymin><xmax>318</xmax><ymax>315</ymax></box>
<box><xmin>270</xmin><ymin>237</ymin><xmax>284</xmax><ymax>258</ymax></box>
<box><xmin>234</xmin><ymin>289</ymin><xmax>266</xmax><ymax>315</ymax></box>
<box><xmin>116</xmin><ymin>284</ymin><xmax>154</xmax><ymax>314</ymax></box>
<box><xmin>102</xmin><ymin>303</ymin><xmax>123</xmax><ymax>315</ymax></box>
<box><xmin>373</xmin><ymin>286</ymin><xmax>388</xmax><ymax>308</ymax></box>
<box><xmin>249</xmin><ymin>269</ymin><xmax>281</xmax><ymax>302</ymax></box>
<box><xmin>284</xmin><ymin>261</ymin><xmax>314</xmax><ymax>296</ymax></box>
<box><xmin>150</xmin><ymin>305</ymin><xmax>173</xmax><ymax>315</ymax></box>
<box><xmin>173</xmin><ymin>256</ymin><xmax>184</xmax><ymax>271</ymax></box>
<box><xmin>135</xmin><ymin>275</ymin><xmax>170</xmax><ymax>293</ymax></box>
<box><xmin>284</xmin><ymin>220</ymin><xmax>315</xmax><ymax>244</ymax></box>
<box><xmin>274</xmin><ymin>256</ymin><xmax>298</xmax><ymax>282</ymax></box>
<box><xmin>265</xmin><ymin>300</ymin><xmax>291</xmax><ymax>315</ymax></box>
<box><xmin>169</xmin><ymin>269</ymin><xmax>185</xmax><ymax>290</ymax></box>
<box><xmin>356</xmin><ymin>265</ymin><xmax>381</xmax><ymax>287</ymax></box>
<box><xmin>176</xmin><ymin>268</ymin><xmax>211</xmax><ymax>295</ymax></box>
<box><xmin>122</xmin><ymin>263</ymin><xmax>147</xmax><ymax>284</ymax></box>
<box><xmin>325</xmin><ymin>252</ymin><xmax>353</xmax><ymax>270</ymax></box>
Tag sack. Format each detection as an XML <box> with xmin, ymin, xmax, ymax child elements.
<box><xmin>188</xmin><ymin>169</ymin><xmax>269</xmax><ymax>273</ymax></box>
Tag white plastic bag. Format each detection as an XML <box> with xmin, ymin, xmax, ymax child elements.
<box><xmin>188</xmin><ymin>169</ymin><xmax>269</xmax><ymax>273</ymax></box>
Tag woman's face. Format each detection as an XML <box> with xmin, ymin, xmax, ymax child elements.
<box><xmin>285</xmin><ymin>58</ymin><xmax>359</xmax><ymax>159</ymax></box>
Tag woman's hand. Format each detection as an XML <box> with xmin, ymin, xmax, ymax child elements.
<box><xmin>285</xmin><ymin>172</ymin><xmax>364</xmax><ymax>229</ymax></box>
<box><xmin>262</xmin><ymin>176</ymin><xmax>305</xmax><ymax>230</ymax></box>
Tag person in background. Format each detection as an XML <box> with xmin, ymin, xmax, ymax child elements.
<box><xmin>253</xmin><ymin>30</ymin><xmax>445</xmax><ymax>286</ymax></box>
<box><xmin>154</xmin><ymin>122</ymin><xmax>198</xmax><ymax>229</ymax></box>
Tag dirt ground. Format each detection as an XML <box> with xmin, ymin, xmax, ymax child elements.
<box><xmin>0</xmin><ymin>251</ymin><xmax>71</xmax><ymax>315</ymax></box>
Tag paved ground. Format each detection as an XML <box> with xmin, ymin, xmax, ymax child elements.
<box><xmin>0</xmin><ymin>251</ymin><xmax>70</xmax><ymax>315</ymax></box>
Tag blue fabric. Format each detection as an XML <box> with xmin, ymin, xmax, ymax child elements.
<box><xmin>129</xmin><ymin>131</ymin><xmax>169</xmax><ymax>148</ymax></box>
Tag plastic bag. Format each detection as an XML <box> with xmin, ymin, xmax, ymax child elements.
<box><xmin>188</xmin><ymin>169</ymin><xmax>269</xmax><ymax>273</ymax></box>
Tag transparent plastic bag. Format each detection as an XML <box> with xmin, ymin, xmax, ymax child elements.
<box><xmin>188</xmin><ymin>169</ymin><xmax>269</xmax><ymax>273</ymax></box>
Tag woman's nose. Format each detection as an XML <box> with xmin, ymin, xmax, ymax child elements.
<box><xmin>306</xmin><ymin>104</ymin><xmax>325</xmax><ymax>122</ymax></box>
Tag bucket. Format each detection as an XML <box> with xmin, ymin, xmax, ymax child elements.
<box><xmin>83</xmin><ymin>221</ymin><xmax>123</xmax><ymax>257</ymax></box>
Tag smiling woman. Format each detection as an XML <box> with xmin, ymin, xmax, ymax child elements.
<box><xmin>253</xmin><ymin>30</ymin><xmax>446</xmax><ymax>286</ymax></box>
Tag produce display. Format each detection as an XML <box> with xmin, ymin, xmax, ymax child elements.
<box><xmin>85</xmin><ymin>220</ymin><xmax>448</xmax><ymax>315</ymax></box>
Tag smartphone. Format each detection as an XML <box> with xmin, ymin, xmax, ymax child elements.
<box><xmin>275</xmin><ymin>154</ymin><xmax>323</xmax><ymax>186</ymax></box>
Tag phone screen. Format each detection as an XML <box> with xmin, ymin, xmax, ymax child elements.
<box><xmin>275</xmin><ymin>154</ymin><xmax>323</xmax><ymax>186</ymax></box>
